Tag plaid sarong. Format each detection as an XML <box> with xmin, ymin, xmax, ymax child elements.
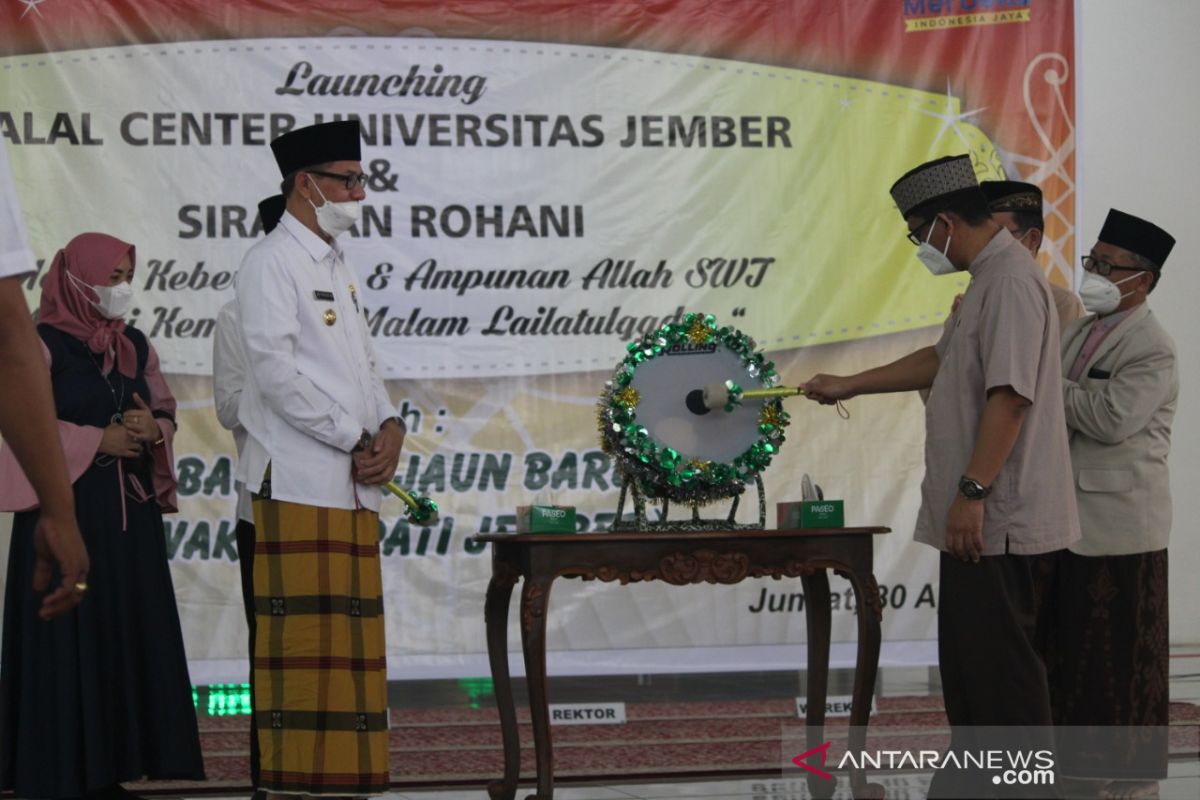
<box><xmin>252</xmin><ymin>498</ymin><xmax>389</xmax><ymax>795</ymax></box>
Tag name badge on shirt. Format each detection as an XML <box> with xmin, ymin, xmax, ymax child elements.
<box><xmin>313</xmin><ymin>290</ymin><xmax>335</xmax><ymax>302</ymax></box>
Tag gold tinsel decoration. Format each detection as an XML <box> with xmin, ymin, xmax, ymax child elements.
<box><xmin>685</xmin><ymin>317</ymin><xmax>712</xmax><ymax>345</ymax></box>
<box><xmin>759</xmin><ymin>404</ymin><xmax>784</xmax><ymax>428</ymax></box>
<box><xmin>614</xmin><ymin>386</ymin><xmax>641</xmax><ymax>408</ymax></box>
<box><xmin>596</xmin><ymin>396</ymin><xmax>613</xmax><ymax>453</ymax></box>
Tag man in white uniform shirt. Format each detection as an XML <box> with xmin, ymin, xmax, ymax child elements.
<box><xmin>234</xmin><ymin>121</ymin><xmax>402</xmax><ymax>797</ymax></box>
<box><xmin>0</xmin><ymin>144</ymin><xmax>89</xmax><ymax>620</ymax></box>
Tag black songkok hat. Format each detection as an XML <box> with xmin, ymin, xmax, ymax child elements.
<box><xmin>889</xmin><ymin>154</ymin><xmax>984</xmax><ymax>219</ymax></box>
<box><xmin>981</xmin><ymin>180</ymin><xmax>1043</xmax><ymax>213</ymax></box>
<box><xmin>1098</xmin><ymin>208</ymin><xmax>1176</xmax><ymax>267</ymax></box>
<box><xmin>270</xmin><ymin>120</ymin><xmax>362</xmax><ymax>178</ymax></box>
<box><xmin>257</xmin><ymin>195</ymin><xmax>286</xmax><ymax>234</ymax></box>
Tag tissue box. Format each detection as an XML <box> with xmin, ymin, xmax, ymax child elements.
<box><xmin>776</xmin><ymin>500</ymin><xmax>845</xmax><ymax>529</ymax></box>
<box><xmin>516</xmin><ymin>505</ymin><xmax>577</xmax><ymax>534</ymax></box>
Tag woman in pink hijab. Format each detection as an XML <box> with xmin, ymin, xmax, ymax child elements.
<box><xmin>0</xmin><ymin>233</ymin><xmax>204</xmax><ymax>800</ymax></box>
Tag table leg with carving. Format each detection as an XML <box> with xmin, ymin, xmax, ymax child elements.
<box><xmin>485</xmin><ymin>560</ymin><xmax>521</xmax><ymax>800</ymax></box>
<box><xmin>520</xmin><ymin>576</ymin><xmax>555</xmax><ymax>800</ymax></box>
<box><xmin>843</xmin><ymin>568</ymin><xmax>884</xmax><ymax>800</ymax></box>
<box><xmin>800</xmin><ymin>568</ymin><xmax>835</xmax><ymax>800</ymax></box>
<box><xmin>472</xmin><ymin>529</ymin><xmax>890</xmax><ymax>798</ymax></box>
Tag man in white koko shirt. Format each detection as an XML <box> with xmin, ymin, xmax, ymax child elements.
<box><xmin>233</xmin><ymin>120</ymin><xmax>402</xmax><ymax>797</ymax></box>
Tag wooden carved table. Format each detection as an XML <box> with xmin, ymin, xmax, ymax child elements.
<box><xmin>474</xmin><ymin>527</ymin><xmax>891</xmax><ymax>800</ymax></box>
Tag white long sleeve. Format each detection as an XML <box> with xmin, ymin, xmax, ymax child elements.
<box><xmin>233</xmin><ymin>212</ymin><xmax>396</xmax><ymax>511</ymax></box>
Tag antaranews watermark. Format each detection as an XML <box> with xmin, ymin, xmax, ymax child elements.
<box><xmin>782</xmin><ymin>724</ymin><xmax>1198</xmax><ymax>799</ymax></box>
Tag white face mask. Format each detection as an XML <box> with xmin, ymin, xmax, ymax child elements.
<box><xmin>307</xmin><ymin>176</ymin><xmax>361</xmax><ymax>238</ymax></box>
<box><xmin>1078</xmin><ymin>271</ymin><xmax>1141</xmax><ymax>315</ymax></box>
<box><xmin>68</xmin><ymin>270</ymin><xmax>135</xmax><ymax>319</ymax></box>
<box><xmin>915</xmin><ymin>216</ymin><xmax>956</xmax><ymax>276</ymax></box>
<box><xmin>94</xmin><ymin>281</ymin><xmax>135</xmax><ymax>319</ymax></box>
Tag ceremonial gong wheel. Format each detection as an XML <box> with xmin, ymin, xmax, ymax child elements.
<box><xmin>598</xmin><ymin>312</ymin><xmax>790</xmax><ymax>531</ymax></box>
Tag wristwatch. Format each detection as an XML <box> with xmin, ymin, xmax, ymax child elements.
<box><xmin>958</xmin><ymin>475</ymin><xmax>991</xmax><ymax>500</ymax></box>
<box><xmin>351</xmin><ymin>428</ymin><xmax>373</xmax><ymax>453</ymax></box>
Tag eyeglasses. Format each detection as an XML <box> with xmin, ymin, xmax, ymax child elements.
<box><xmin>1080</xmin><ymin>255</ymin><xmax>1153</xmax><ymax>277</ymax></box>
<box><xmin>307</xmin><ymin>170</ymin><xmax>369</xmax><ymax>190</ymax></box>
<box><xmin>906</xmin><ymin>218</ymin><xmax>936</xmax><ymax>246</ymax></box>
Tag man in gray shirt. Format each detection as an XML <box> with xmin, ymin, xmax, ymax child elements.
<box><xmin>802</xmin><ymin>154</ymin><xmax>1080</xmax><ymax>797</ymax></box>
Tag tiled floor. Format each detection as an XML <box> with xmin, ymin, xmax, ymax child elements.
<box><xmin>381</xmin><ymin>778</ymin><xmax>876</xmax><ymax>799</ymax></box>
<box><xmin>380</xmin><ymin>759</ymin><xmax>1200</xmax><ymax>799</ymax></box>
<box><xmin>185</xmin><ymin>649</ymin><xmax>1200</xmax><ymax>799</ymax></box>
<box><xmin>372</xmin><ymin>649</ymin><xmax>1200</xmax><ymax>800</ymax></box>
<box><xmin>178</xmin><ymin>762</ymin><xmax>1200</xmax><ymax>798</ymax></box>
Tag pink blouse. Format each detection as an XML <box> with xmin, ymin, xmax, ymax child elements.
<box><xmin>0</xmin><ymin>340</ymin><xmax>178</xmax><ymax>515</ymax></box>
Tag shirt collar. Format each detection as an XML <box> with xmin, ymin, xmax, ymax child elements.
<box><xmin>1096</xmin><ymin>305</ymin><xmax>1136</xmax><ymax>331</ymax></box>
<box><xmin>279</xmin><ymin>210</ymin><xmax>342</xmax><ymax>264</ymax></box>
<box><xmin>966</xmin><ymin>226</ymin><xmax>1015</xmax><ymax>278</ymax></box>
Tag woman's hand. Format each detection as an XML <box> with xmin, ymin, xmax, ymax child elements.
<box><xmin>122</xmin><ymin>393</ymin><xmax>159</xmax><ymax>444</ymax></box>
<box><xmin>99</xmin><ymin>422</ymin><xmax>142</xmax><ymax>457</ymax></box>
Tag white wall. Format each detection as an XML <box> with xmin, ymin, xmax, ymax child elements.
<box><xmin>1079</xmin><ymin>0</ymin><xmax>1200</xmax><ymax>643</ymax></box>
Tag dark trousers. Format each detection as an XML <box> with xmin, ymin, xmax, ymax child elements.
<box><xmin>927</xmin><ymin>551</ymin><xmax>1060</xmax><ymax>799</ymax></box>
<box><xmin>234</xmin><ymin>518</ymin><xmax>260</xmax><ymax>790</ymax></box>
<box><xmin>1034</xmin><ymin>548</ymin><xmax>1169</xmax><ymax>780</ymax></box>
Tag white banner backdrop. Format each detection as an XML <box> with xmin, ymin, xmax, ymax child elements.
<box><xmin>4</xmin><ymin>37</ymin><xmax>992</xmax><ymax>377</ymax></box>
<box><xmin>2</xmin><ymin>22</ymin><xmax>1077</xmax><ymax>678</ymax></box>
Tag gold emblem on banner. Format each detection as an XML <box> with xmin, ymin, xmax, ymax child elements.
<box><xmin>323</xmin><ymin>309</ymin><xmax>337</xmax><ymax>326</ymax></box>
<box><xmin>904</xmin><ymin>9</ymin><xmax>1030</xmax><ymax>33</ymax></box>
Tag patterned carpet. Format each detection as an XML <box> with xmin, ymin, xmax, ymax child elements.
<box><xmin>131</xmin><ymin>695</ymin><xmax>1200</xmax><ymax>792</ymax></box>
